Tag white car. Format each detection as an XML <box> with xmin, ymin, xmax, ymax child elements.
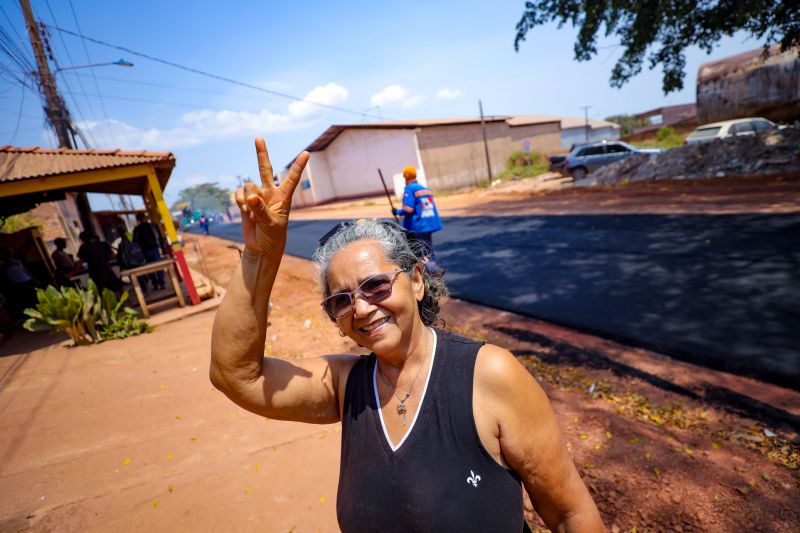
<box><xmin>685</xmin><ymin>117</ymin><xmax>778</xmax><ymax>145</ymax></box>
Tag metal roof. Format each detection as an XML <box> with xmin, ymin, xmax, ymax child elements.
<box><xmin>0</xmin><ymin>146</ymin><xmax>175</xmax><ymax>183</ymax></box>
<box><xmin>304</xmin><ymin>116</ymin><xmax>510</xmax><ymax>152</ymax></box>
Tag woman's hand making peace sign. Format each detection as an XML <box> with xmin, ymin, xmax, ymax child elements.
<box><xmin>234</xmin><ymin>137</ymin><xmax>310</xmax><ymax>255</ymax></box>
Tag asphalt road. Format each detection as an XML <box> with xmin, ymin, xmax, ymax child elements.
<box><xmin>199</xmin><ymin>214</ymin><xmax>800</xmax><ymax>389</ymax></box>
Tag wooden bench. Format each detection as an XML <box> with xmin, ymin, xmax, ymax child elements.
<box><xmin>120</xmin><ymin>258</ymin><xmax>185</xmax><ymax>318</ymax></box>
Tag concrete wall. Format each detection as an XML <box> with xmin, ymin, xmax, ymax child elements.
<box><xmin>417</xmin><ymin>122</ymin><xmax>510</xmax><ymax>190</ymax></box>
<box><xmin>289</xmin><ymin>128</ymin><xmax>420</xmax><ymax>208</ymax></box>
<box><xmin>509</xmin><ymin>122</ymin><xmax>562</xmax><ymax>156</ymax></box>
<box><xmin>560</xmin><ymin>125</ymin><xmax>620</xmax><ymax>150</ymax></box>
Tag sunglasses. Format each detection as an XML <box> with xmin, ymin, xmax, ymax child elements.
<box><xmin>321</xmin><ymin>269</ymin><xmax>406</xmax><ymax>319</ymax></box>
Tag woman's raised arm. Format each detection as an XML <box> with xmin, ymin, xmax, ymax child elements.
<box><xmin>209</xmin><ymin>138</ymin><xmax>356</xmax><ymax>424</ymax></box>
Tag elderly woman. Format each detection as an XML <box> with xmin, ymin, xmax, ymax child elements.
<box><xmin>210</xmin><ymin>138</ymin><xmax>604</xmax><ymax>532</ymax></box>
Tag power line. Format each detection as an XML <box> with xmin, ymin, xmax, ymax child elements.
<box><xmin>70</xmin><ymin>71</ymin><xmax>300</xmax><ymax>101</ymax></box>
<box><xmin>42</xmin><ymin>0</ymin><xmax>99</xmax><ymax>147</ymax></box>
<box><xmin>36</xmin><ymin>21</ymin><xmax>96</xmax><ymax>148</ymax></box>
<box><xmin>62</xmin><ymin>88</ymin><xmax>279</xmax><ymax>110</ymax></box>
<box><xmin>0</xmin><ymin>4</ymin><xmax>25</xmax><ymax>42</ymax></box>
<box><xmin>8</xmin><ymin>83</ymin><xmax>26</xmax><ymax>143</ymax></box>
<box><xmin>0</xmin><ymin>25</ymin><xmax>36</xmax><ymax>75</ymax></box>
<box><xmin>44</xmin><ymin>23</ymin><xmax>388</xmax><ymax>121</ymax></box>
<box><xmin>66</xmin><ymin>0</ymin><xmax>117</xmax><ymax>146</ymax></box>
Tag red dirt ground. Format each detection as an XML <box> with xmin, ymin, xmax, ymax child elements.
<box><xmin>1</xmin><ymin>176</ymin><xmax>798</xmax><ymax>532</ymax></box>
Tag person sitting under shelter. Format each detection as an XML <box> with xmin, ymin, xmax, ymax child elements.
<box><xmin>77</xmin><ymin>231</ymin><xmax>123</xmax><ymax>293</ymax></box>
<box><xmin>51</xmin><ymin>237</ymin><xmax>83</xmax><ymax>288</ymax></box>
<box><xmin>0</xmin><ymin>247</ymin><xmax>38</xmax><ymax>320</ymax></box>
<box><xmin>133</xmin><ymin>214</ymin><xmax>166</xmax><ymax>291</ymax></box>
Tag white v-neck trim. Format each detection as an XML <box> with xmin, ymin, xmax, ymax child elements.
<box><xmin>373</xmin><ymin>328</ymin><xmax>437</xmax><ymax>452</ymax></box>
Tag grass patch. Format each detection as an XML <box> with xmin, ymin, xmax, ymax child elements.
<box><xmin>494</xmin><ymin>150</ymin><xmax>550</xmax><ymax>184</ymax></box>
<box><xmin>631</xmin><ymin>126</ymin><xmax>687</xmax><ymax>150</ymax></box>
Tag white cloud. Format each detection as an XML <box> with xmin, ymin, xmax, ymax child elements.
<box><xmin>288</xmin><ymin>82</ymin><xmax>349</xmax><ymax>120</ymax></box>
<box><xmin>370</xmin><ymin>85</ymin><xmax>425</xmax><ymax>109</ymax></box>
<box><xmin>370</xmin><ymin>84</ymin><xmax>411</xmax><ymax>107</ymax></box>
<box><xmin>75</xmin><ymin>82</ymin><xmax>349</xmax><ymax>151</ymax></box>
<box><xmin>436</xmin><ymin>88</ymin><xmax>463</xmax><ymax>100</ymax></box>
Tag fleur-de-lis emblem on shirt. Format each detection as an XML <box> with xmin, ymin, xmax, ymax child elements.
<box><xmin>466</xmin><ymin>470</ymin><xmax>481</xmax><ymax>487</ymax></box>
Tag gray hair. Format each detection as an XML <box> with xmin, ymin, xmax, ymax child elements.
<box><xmin>312</xmin><ymin>219</ymin><xmax>448</xmax><ymax>327</ymax></box>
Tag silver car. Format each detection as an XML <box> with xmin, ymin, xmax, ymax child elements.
<box><xmin>685</xmin><ymin>117</ymin><xmax>778</xmax><ymax>145</ymax></box>
<box><xmin>564</xmin><ymin>141</ymin><xmax>661</xmax><ymax>181</ymax></box>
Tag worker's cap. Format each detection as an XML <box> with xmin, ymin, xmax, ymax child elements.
<box><xmin>403</xmin><ymin>166</ymin><xmax>417</xmax><ymax>179</ymax></box>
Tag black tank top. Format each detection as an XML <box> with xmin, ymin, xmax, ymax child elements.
<box><xmin>337</xmin><ymin>329</ymin><xmax>523</xmax><ymax>532</ymax></box>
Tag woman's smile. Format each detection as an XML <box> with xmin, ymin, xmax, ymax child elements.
<box><xmin>359</xmin><ymin>315</ymin><xmax>391</xmax><ymax>335</ymax></box>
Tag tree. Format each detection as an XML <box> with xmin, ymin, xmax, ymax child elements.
<box><xmin>514</xmin><ymin>1</ymin><xmax>799</xmax><ymax>94</ymax></box>
<box><xmin>174</xmin><ymin>183</ymin><xmax>232</xmax><ymax>214</ymax></box>
<box><xmin>605</xmin><ymin>114</ymin><xmax>650</xmax><ymax>137</ymax></box>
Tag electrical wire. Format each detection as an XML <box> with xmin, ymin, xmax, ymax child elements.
<box><xmin>0</xmin><ymin>4</ymin><xmax>25</xmax><ymax>42</ymax></box>
<box><xmin>66</xmin><ymin>0</ymin><xmax>117</xmax><ymax>146</ymax></box>
<box><xmin>8</xmin><ymin>83</ymin><xmax>26</xmax><ymax>144</ymax></box>
<box><xmin>36</xmin><ymin>22</ymin><xmax>98</xmax><ymax>148</ymax></box>
<box><xmin>0</xmin><ymin>25</ymin><xmax>36</xmax><ymax>75</ymax></box>
<box><xmin>44</xmin><ymin>23</ymin><xmax>389</xmax><ymax>121</ymax></box>
<box><xmin>62</xmin><ymin>89</ymin><xmax>277</xmax><ymax>110</ymax></box>
<box><xmin>70</xmin><ymin>71</ymin><xmax>295</xmax><ymax>101</ymax></box>
<box><xmin>42</xmin><ymin>0</ymin><xmax>99</xmax><ymax>147</ymax></box>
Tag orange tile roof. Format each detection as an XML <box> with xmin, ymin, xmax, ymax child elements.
<box><xmin>0</xmin><ymin>145</ymin><xmax>175</xmax><ymax>183</ymax></box>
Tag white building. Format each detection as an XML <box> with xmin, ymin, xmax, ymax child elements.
<box><xmin>281</xmin><ymin>115</ymin><xmax>620</xmax><ymax>208</ymax></box>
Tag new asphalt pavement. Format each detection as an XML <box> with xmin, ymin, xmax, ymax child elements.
<box><xmin>199</xmin><ymin>213</ymin><xmax>800</xmax><ymax>389</ymax></box>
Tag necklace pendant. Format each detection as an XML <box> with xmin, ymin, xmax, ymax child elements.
<box><xmin>397</xmin><ymin>402</ymin><xmax>407</xmax><ymax>415</ymax></box>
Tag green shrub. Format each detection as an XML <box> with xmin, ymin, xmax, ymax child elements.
<box><xmin>633</xmin><ymin>127</ymin><xmax>686</xmax><ymax>150</ymax></box>
<box><xmin>23</xmin><ymin>281</ymin><xmax>151</xmax><ymax>345</ymax></box>
<box><xmin>506</xmin><ymin>150</ymin><xmax>544</xmax><ymax>170</ymax></box>
<box><xmin>656</xmin><ymin>126</ymin><xmax>674</xmax><ymax>141</ymax></box>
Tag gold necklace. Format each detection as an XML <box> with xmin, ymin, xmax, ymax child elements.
<box><xmin>377</xmin><ymin>328</ymin><xmax>432</xmax><ymax>425</ymax></box>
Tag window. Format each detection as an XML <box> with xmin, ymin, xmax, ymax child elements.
<box><xmin>687</xmin><ymin>126</ymin><xmax>721</xmax><ymax>140</ymax></box>
<box><xmin>732</xmin><ymin>122</ymin><xmax>755</xmax><ymax>135</ymax></box>
<box><xmin>605</xmin><ymin>144</ymin><xmax>630</xmax><ymax>154</ymax></box>
<box><xmin>577</xmin><ymin>146</ymin><xmax>605</xmax><ymax>157</ymax></box>
<box><xmin>753</xmin><ymin>120</ymin><xmax>775</xmax><ymax>132</ymax></box>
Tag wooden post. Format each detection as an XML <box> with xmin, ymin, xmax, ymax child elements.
<box><xmin>145</xmin><ymin>168</ymin><xmax>201</xmax><ymax>305</ymax></box>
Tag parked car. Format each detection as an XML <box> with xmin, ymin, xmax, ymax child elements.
<box><xmin>548</xmin><ymin>154</ymin><xmax>567</xmax><ymax>173</ymax></box>
<box><xmin>564</xmin><ymin>141</ymin><xmax>661</xmax><ymax>181</ymax></box>
<box><xmin>685</xmin><ymin>117</ymin><xmax>778</xmax><ymax>145</ymax></box>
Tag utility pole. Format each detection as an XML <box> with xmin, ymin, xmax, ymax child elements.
<box><xmin>20</xmin><ymin>0</ymin><xmax>94</xmax><ymax>232</ymax></box>
<box><xmin>478</xmin><ymin>100</ymin><xmax>493</xmax><ymax>183</ymax></box>
<box><xmin>580</xmin><ymin>105</ymin><xmax>592</xmax><ymax>142</ymax></box>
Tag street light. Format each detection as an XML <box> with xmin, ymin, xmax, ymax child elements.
<box><xmin>54</xmin><ymin>58</ymin><xmax>134</xmax><ymax>74</ymax></box>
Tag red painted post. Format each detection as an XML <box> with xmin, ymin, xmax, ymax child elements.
<box><xmin>174</xmin><ymin>249</ymin><xmax>201</xmax><ymax>305</ymax></box>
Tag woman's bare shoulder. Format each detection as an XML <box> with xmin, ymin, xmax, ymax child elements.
<box><xmin>474</xmin><ymin>343</ymin><xmax>535</xmax><ymax>396</ymax></box>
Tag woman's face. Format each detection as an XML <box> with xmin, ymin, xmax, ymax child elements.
<box><xmin>325</xmin><ymin>239</ymin><xmax>424</xmax><ymax>355</ymax></box>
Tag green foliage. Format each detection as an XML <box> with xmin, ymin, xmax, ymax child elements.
<box><xmin>514</xmin><ymin>0</ymin><xmax>799</xmax><ymax>93</ymax></box>
<box><xmin>0</xmin><ymin>211</ymin><xmax>41</xmax><ymax>233</ymax></box>
<box><xmin>632</xmin><ymin>126</ymin><xmax>686</xmax><ymax>150</ymax></box>
<box><xmin>174</xmin><ymin>183</ymin><xmax>232</xmax><ymax>213</ymax></box>
<box><xmin>605</xmin><ymin>114</ymin><xmax>650</xmax><ymax>137</ymax></box>
<box><xmin>23</xmin><ymin>281</ymin><xmax>151</xmax><ymax>345</ymax></box>
<box><xmin>656</xmin><ymin>126</ymin><xmax>674</xmax><ymax>141</ymax></box>
<box><xmin>498</xmin><ymin>150</ymin><xmax>549</xmax><ymax>182</ymax></box>
<box><xmin>507</xmin><ymin>150</ymin><xmax>535</xmax><ymax>170</ymax></box>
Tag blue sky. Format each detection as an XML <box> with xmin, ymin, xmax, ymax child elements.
<box><xmin>1</xmin><ymin>0</ymin><xmax>762</xmax><ymax>206</ymax></box>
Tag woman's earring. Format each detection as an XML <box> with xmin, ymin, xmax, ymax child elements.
<box><xmin>337</xmin><ymin>326</ymin><xmax>346</xmax><ymax>337</ymax></box>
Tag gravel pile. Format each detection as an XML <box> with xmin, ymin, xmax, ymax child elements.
<box><xmin>593</xmin><ymin>128</ymin><xmax>800</xmax><ymax>185</ymax></box>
